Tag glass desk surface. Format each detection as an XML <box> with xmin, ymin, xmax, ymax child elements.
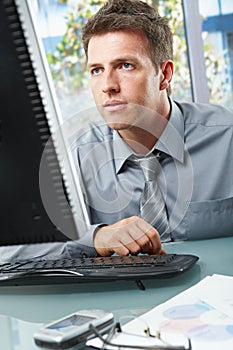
<box><xmin>0</xmin><ymin>236</ymin><xmax>232</xmax><ymax>349</ymax></box>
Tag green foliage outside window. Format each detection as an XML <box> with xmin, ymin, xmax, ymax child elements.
<box><xmin>46</xmin><ymin>0</ymin><xmax>229</xmax><ymax>104</ymax></box>
<box><xmin>46</xmin><ymin>0</ymin><xmax>190</xmax><ymax>100</ymax></box>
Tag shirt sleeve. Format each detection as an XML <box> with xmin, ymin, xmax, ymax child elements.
<box><xmin>67</xmin><ymin>224</ymin><xmax>100</xmax><ymax>258</ymax></box>
<box><xmin>0</xmin><ymin>242</ymin><xmax>71</xmax><ymax>263</ymax></box>
<box><xmin>0</xmin><ymin>224</ymin><xmax>102</xmax><ymax>263</ymax></box>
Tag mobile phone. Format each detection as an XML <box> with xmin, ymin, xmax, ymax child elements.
<box><xmin>33</xmin><ymin>309</ymin><xmax>114</xmax><ymax>349</ymax></box>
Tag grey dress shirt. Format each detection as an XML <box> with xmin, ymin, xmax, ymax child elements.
<box><xmin>1</xmin><ymin>99</ymin><xmax>233</xmax><ymax>261</ymax></box>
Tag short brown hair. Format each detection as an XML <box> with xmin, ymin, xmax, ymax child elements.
<box><xmin>82</xmin><ymin>0</ymin><xmax>173</xmax><ymax>74</ymax></box>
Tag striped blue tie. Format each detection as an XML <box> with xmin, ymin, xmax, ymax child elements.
<box><xmin>131</xmin><ymin>155</ymin><xmax>170</xmax><ymax>239</ymax></box>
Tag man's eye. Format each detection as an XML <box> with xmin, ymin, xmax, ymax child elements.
<box><xmin>91</xmin><ymin>67</ymin><xmax>102</xmax><ymax>75</ymax></box>
<box><xmin>122</xmin><ymin>63</ymin><xmax>133</xmax><ymax>70</ymax></box>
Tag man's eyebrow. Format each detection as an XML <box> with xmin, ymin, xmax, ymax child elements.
<box><xmin>87</xmin><ymin>56</ymin><xmax>139</xmax><ymax>69</ymax></box>
<box><xmin>87</xmin><ymin>62</ymin><xmax>101</xmax><ymax>69</ymax></box>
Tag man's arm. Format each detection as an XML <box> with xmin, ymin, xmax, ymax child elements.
<box><xmin>0</xmin><ymin>217</ymin><xmax>165</xmax><ymax>262</ymax></box>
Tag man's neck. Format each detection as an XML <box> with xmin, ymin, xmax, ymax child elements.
<box><xmin>118</xmin><ymin>105</ymin><xmax>171</xmax><ymax>154</ymax></box>
<box><xmin>118</xmin><ymin>129</ymin><xmax>158</xmax><ymax>155</ymax></box>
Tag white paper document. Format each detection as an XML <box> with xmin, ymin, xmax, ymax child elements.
<box><xmin>88</xmin><ymin>274</ymin><xmax>233</xmax><ymax>350</ymax></box>
<box><xmin>194</xmin><ymin>274</ymin><xmax>233</xmax><ymax>319</ymax></box>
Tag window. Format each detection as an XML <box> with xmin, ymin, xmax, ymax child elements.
<box><xmin>198</xmin><ymin>0</ymin><xmax>233</xmax><ymax>108</ymax></box>
<box><xmin>28</xmin><ymin>0</ymin><xmax>232</xmax><ymax>121</ymax></box>
<box><xmin>28</xmin><ymin>0</ymin><xmax>192</xmax><ymax>123</ymax></box>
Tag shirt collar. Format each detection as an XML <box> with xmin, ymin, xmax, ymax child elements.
<box><xmin>113</xmin><ymin>99</ymin><xmax>185</xmax><ymax>173</ymax></box>
<box><xmin>113</xmin><ymin>131</ymin><xmax>133</xmax><ymax>174</ymax></box>
<box><xmin>155</xmin><ymin>99</ymin><xmax>184</xmax><ymax>162</ymax></box>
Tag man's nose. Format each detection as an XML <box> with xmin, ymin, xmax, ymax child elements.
<box><xmin>102</xmin><ymin>70</ymin><xmax>120</xmax><ymax>94</ymax></box>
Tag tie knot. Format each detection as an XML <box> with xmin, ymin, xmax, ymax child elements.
<box><xmin>131</xmin><ymin>155</ymin><xmax>159</xmax><ymax>181</ymax></box>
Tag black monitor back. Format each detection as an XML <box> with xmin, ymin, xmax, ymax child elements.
<box><xmin>0</xmin><ymin>0</ymin><xmax>77</xmax><ymax>245</ymax></box>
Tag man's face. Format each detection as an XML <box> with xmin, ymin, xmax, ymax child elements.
<box><xmin>87</xmin><ymin>30</ymin><xmax>166</xmax><ymax>134</ymax></box>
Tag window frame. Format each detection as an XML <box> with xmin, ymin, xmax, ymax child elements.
<box><xmin>182</xmin><ymin>0</ymin><xmax>210</xmax><ymax>103</ymax></box>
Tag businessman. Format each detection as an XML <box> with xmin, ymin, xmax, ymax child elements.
<box><xmin>1</xmin><ymin>0</ymin><xmax>232</xmax><ymax>262</ymax></box>
<box><xmin>70</xmin><ymin>0</ymin><xmax>233</xmax><ymax>257</ymax></box>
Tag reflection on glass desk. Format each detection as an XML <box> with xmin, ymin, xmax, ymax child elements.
<box><xmin>0</xmin><ymin>236</ymin><xmax>232</xmax><ymax>349</ymax></box>
<box><xmin>1</xmin><ymin>315</ymin><xmax>43</xmax><ymax>350</ymax></box>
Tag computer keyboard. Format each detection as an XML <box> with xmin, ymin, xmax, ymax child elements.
<box><xmin>0</xmin><ymin>254</ymin><xmax>198</xmax><ymax>287</ymax></box>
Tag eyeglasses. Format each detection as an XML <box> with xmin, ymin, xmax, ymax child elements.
<box><xmin>89</xmin><ymin>321</ymin><xmax>192</xmax><ymax>350</ymax></box>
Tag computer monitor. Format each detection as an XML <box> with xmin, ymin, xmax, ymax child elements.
<box><xmin>0</xmin><ymin>0</ymin><xmax>89</xmax><ymax>245</ymax></box>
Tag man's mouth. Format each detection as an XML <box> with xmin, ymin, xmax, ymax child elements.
<box><xmin>103</xmin><ymin>100</ymin><xmax>128</xmax><ymax>112</ymax></box>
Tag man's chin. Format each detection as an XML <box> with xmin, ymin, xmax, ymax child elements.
<box><xmin>101</xmin><ymin>111</ymin><xmax>133</xmax><ymax>130</ymax></box>
<box><xmin>105</xmin><ymin>122</ymin><xmax>131</xmax><ymax>131</ymax></box>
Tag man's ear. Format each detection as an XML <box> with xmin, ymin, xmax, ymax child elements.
<box><xmin>159</xmin><ymin>60</ymin><xmax>174</xmax><ymax>91</ymax></box>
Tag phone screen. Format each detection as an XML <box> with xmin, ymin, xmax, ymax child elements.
<box><xmin>47</xmin><ymin>315</ymin><xmax>96</xmax><ymax>330</ymax></box>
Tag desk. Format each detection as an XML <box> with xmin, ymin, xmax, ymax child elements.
<box><xmin>0</xmin><ymin>236</ymin><xmax>232</xmax><ymax>349</ymax></box>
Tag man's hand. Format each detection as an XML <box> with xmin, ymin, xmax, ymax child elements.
<box><xmin>93</xmin><ymin>216</ymin><xmax>166</xmax><ymax>256</ymax></box>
